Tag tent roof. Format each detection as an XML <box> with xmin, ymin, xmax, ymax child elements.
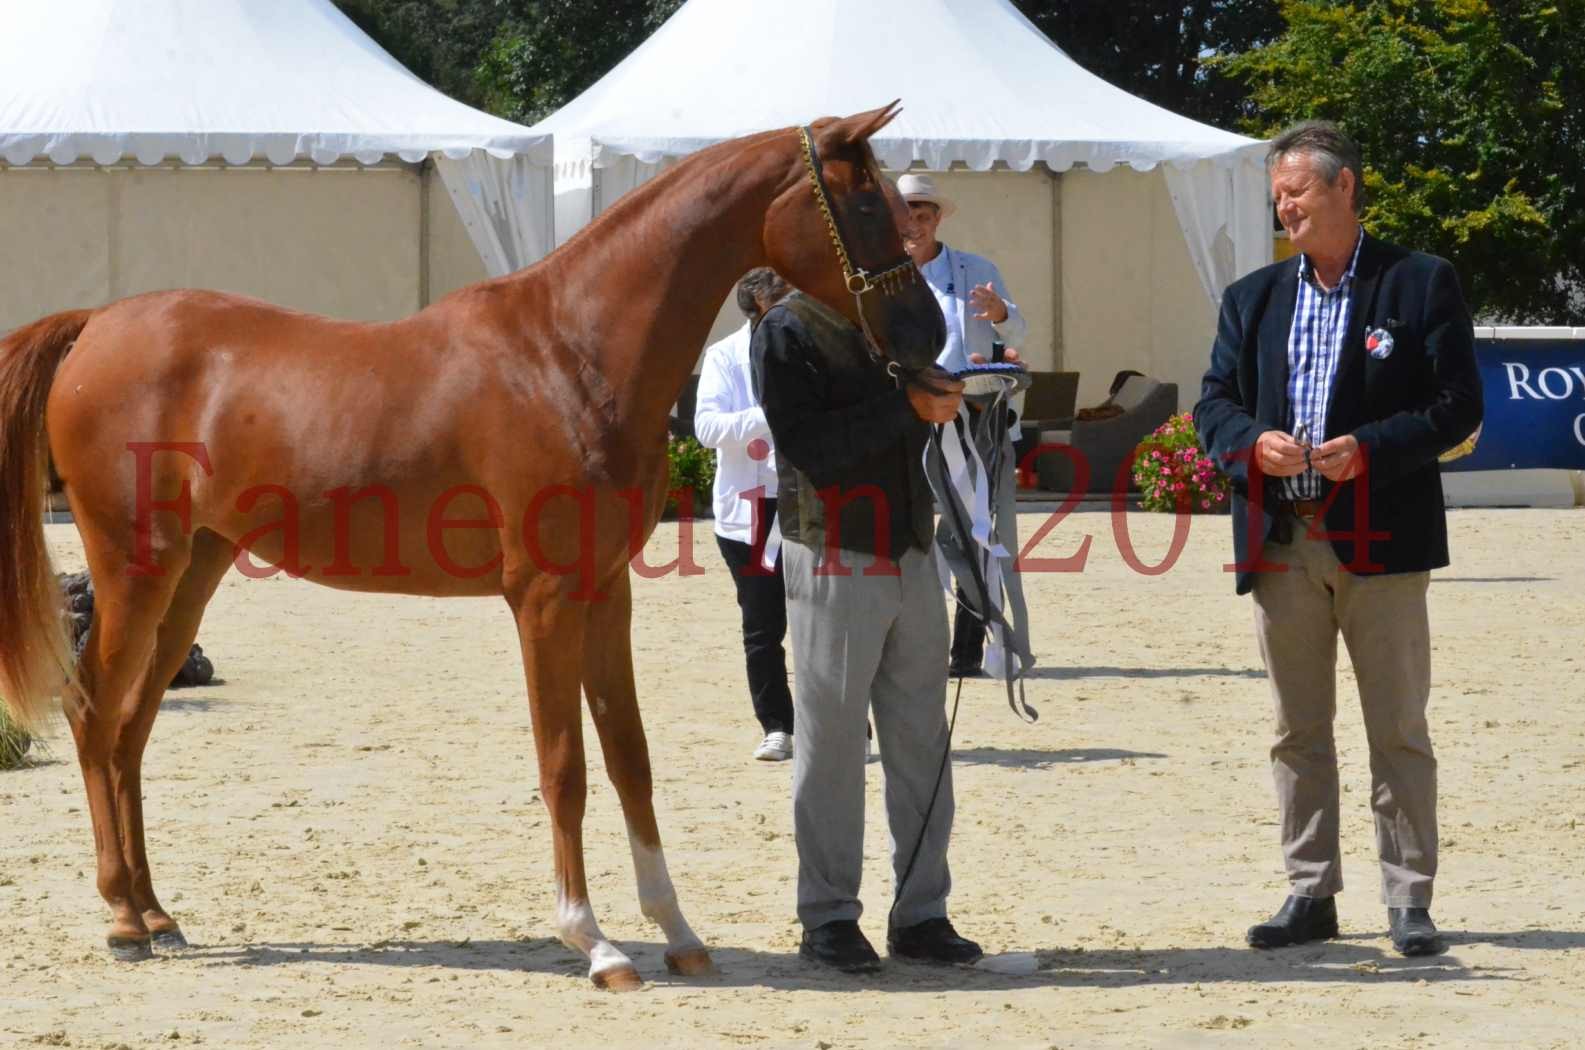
<box><xmin>0</xmin><ymin>0</ymin><xmax>549</xmax><ymax>167</ymax></box>
<box><xmin>531</xmin><ymin>0</ymin><xmax>1263</xmax><ymax>173</ymax></box>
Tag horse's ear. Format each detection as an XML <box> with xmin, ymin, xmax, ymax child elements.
<box><xmin>825</xmin><ymin>100</ymin><xmax>902</xmax><ymax>147</ymax></box>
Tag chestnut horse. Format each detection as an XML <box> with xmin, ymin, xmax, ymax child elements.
<box><xmin>0</xmin><ymin>103</ymin><xmax>945</xmax><ymax>989</ymax></box>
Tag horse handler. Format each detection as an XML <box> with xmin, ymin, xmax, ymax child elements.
<box><xmin>752</xmin><ymin>288</ymin><xmax>984</xmax><ymax>973</ymax></box>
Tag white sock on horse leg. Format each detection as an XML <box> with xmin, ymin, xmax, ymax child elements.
<box><xmin>626</xmin><ymin>827</ymin><xmax>703</xmax><ymax>951</ymax></box>
<box><xmin>556</xmin><ymin>893</ymin><xmax>632</xmax><ymax>977</ymax></box>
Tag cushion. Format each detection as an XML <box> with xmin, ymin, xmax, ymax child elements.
<box><xmin>1109</xmin><ymin>375</ymin><xmax>1162</xmax><ymax>413</ymax></box>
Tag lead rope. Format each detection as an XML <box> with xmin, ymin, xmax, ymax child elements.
<box><xmin>888</xmin><ymin>671</ymin><xmax>963</xmax><ymax>936</ymax></box>
<box><xmin>934</xmin><ymin>394</ymin><xmax>1037</xmax><ymax>721</ymax></box>
<box><xmin>890</xmin><ymin>406</ymin><xmax>1032</xmax><ymax>941</ymax></box>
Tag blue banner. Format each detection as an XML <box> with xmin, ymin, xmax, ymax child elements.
<box><xmin>1441</xmin><ymin>338</ymin><xmax>1585</xmax><ymax>472</ymax></box>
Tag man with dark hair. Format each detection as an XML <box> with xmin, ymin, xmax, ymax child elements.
<box><xmin>734</xmin><ymin>268</ymin><xmax>786</xmax><ymax>325</ymax></box>
<box><xmin>752</xmin><ymin>287</ymin><xmax>984</xmax><ymax>974</ymax></box>
<box><xmin>695</xmin><ymin>268</ymin><xmax>795</xmax><ymax>762</ymax></box>
<box><xmin>1195</xmin><ymin>119</ymin><xmax>1482</xmax><ymax>958</ymax></box>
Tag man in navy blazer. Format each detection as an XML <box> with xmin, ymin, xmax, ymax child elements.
<box><xmin>1195</xmin><ymin>121</ymin><xmax>1482</xmax><ymax>958</ymax></box>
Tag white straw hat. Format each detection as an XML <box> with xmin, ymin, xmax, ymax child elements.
<box><xmin>895</xmin><ymin>173</ymin><xmax>957</xmax><ymax>220</ymax></box>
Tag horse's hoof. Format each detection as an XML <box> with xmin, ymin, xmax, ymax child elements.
<box><xmin>107</xmin><ymin>937</ymin><xmax>154</xmax><ymax>963</ymax></box>
<box><xmin>591</xmin><ymin>963</ymin><xmax>644</xmax><ymax>992</ymax></box>
<box><xmin>664</xmin><ymin>946</ymin><xmax>718</xmax><ymax>977</ymax></box>
<box><xmin>151</xmin><ymin>929</ymin><xmax>190</xmax><ymax>952</ymax></box>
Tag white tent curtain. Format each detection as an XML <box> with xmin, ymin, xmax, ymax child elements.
<box><xmin>435</xmin><ymin>152</ymin><xmax>555</xmax><ymax>277</ymax></box>
<box><xmin>551</xmin><ymin>137</ymin><xmax>671</xmax><ymax>248</ymax></box>
<box><xmin>1164</xmin><ymin>156</ymin><xmax>1274</xmax><ymax>307</ymax></box>
<box><xmin>593</xmin><ymin>152</ymin><xmax>670</xmax><ymax>215</ymax></box>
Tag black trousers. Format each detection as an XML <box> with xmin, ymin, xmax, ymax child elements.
<box><xmin>950</xmin><ymin>587</ymin><xmax>987</xmax><ymax>671</ymax></box>
<box><xmin>715</xmin><ymin>498</ymin><xmax>794</xmax><ymax>735</ymax></box>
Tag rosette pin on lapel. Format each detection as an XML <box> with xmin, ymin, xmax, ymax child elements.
<box><xmin>1366</xmin><ymin>327</ymin><xmax>1395</xmax><ymax>359</ymax></box>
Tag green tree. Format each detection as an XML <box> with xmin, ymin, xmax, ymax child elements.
<box><xmin>476</xmin><ymin>1</ymin><xmax>686</xmax><ymax>124</ymax></box>
<box><xmin>1222</xmin><ymin>0</ymin><xmax>1584</xmax><ymax>323</ymax></box>
<box><xmin>332</xmin><ymin>0</ymin><xmax>507</xmax><ymax>110</ymax></box>
<box><xmin>1014</xmin><ymin>1</ymin><xmax>1284</xmax><ymax>128</ymax></box>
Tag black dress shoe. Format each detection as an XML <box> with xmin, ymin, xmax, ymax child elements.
<box><xmin>1246</xmin><ymin>895</ymin><xmax>1339</xmax><ymax>949</ymax></box>
<box><xmin>948</xmin><ymin>664</ymin><xmax>987</xmax><ymax>679</ymax></box>
<box><xmin>1388</xmin><ymin>908</ymin><xmax>1446</xmax><ymax>956</ymax></box>
<box><xmin>800</xmin><ymin>920</ymin><xmax>881</xmax><ymax>973</ymax></box>
<box><xmin>887</xmin><ymin>917</ymin><xmax>984</xmax><ymax>965</ymax></box>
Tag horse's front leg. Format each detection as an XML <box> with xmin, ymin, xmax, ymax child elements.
<box><xmin>581</xmin><ymin>571</ymin><xmax>714</xmax><ymax>977</ymax></box>
<box><xmin>507</xmin><ymin>569</ymin><xmax>640</xmax><ymax>991</ymax></box>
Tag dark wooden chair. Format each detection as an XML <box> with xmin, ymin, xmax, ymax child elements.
<box><xmin>1013</xmin><ymin>371</ymin><xmax>1080</xmax><ymax>474</ymax></box>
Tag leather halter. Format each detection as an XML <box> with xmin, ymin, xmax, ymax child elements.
<box><xmin>798</xmin><ymin>125</ymin><xmax>920</xmax><ymax>357</ymax></box>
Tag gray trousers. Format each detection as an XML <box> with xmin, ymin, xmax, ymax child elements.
<box><xmin>1252</xmin><ymin>516</ymin><xmax>1437</xmax><ymax>907</ymax></box>
<box><xmin>783</xmin><ymin>541</ymin><xmax>954</xmax><ymax>931</ymax></box>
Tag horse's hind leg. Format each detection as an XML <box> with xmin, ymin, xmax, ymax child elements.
<box><xmin>507</xmin><ymin>571</ymin><xmax>641</xmax><ymax>991</ymax></box>
<box><xmin>67</xmin><ymin>527</ymin><xmax>228</xmax><ymax>961</ymax></box>
<box><xmin>125</xmin><ymin>530</ymin><xmax>233</xmax><ymax>951</ymax></box>
<box><xmin>67</xmin><ymin>528</ymin><xmax>186</xmax><ymax>960</ymax></box>
<box><xmin>582</xmin><ymin>572</ymin><xmax>713</xmax><ymax>977</ymax></box>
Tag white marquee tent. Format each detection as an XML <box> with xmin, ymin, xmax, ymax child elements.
<box><xmin>0</xmin><ymin>0</ymin><xmax>554</xmax><ymax>333</ymax></box>
<box><xmin>533</xmin><ymin>0</ymin><xmax>1273</xmax><ymax>405</ymax></box>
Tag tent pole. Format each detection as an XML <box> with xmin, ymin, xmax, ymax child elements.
<box><xmin>106</xmin><ymin>167</ymin><xmax>123</xmax><ymax>304</ymax></box>
<box><xmin>1047</xmin><ymin>165</ymin><xmax>1062</xmax><ymax>372</ymax></box>
<box><xmin>417</xmin><ymin>159</ymin><xmax>432</xmax><ymax>309</ymax></box>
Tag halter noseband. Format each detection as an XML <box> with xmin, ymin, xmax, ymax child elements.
<box><xmin>798</xmin><ymin>125</ymin><xmax>920</xmax><ymax>357</ymax></box>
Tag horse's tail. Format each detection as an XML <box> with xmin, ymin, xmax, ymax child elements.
<box><xmin>0</xmin><ymin>309</ymin><xmax>93</xmax><ymax>732</ymax></box>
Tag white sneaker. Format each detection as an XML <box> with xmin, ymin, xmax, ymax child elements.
<box><xmin>753</xmin><ymin>731</ymin><xmax>793</xmax><ymax>762</ymax></box>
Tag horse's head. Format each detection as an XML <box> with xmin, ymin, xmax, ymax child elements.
<box><xmin>764</xmin><ymin>102</ymin><xmax>945</xmax><ymax>371</ymax></box>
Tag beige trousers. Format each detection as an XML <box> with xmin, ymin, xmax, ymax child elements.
<box><xmin>1251</xmin><ymin>515</ymin><xmax>1437</xmax><ymax>907</ymax></box>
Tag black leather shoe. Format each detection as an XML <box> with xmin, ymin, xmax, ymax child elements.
<box><xmin>948</xmin><ymin>664</ymin><xmax>987</xmax><ymax>679</ymax></box>
<box><xmin>800</xmin><ymin>920</ymin><xmax>881</xmax><ymax>973</ymax></box>
<box><xmin>887</xmin><ymin>917</ymin><xmax>984</xmax><ymax>965</ymax></box>
<box><xmin>1388</xmin><ymin>908</ymin><xmax>1446</xmax><ymax>956</ymax></box>
<box><xmin>1246</xmin><ymin>895</ymin><xmax>1339</xmax><ymax>949</ymax></box>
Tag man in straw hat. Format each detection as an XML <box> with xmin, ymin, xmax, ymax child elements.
<box><xmin>897</xmin><ymin>172</ymin><xmax>1028</xmax><ymax>678</ymax></box>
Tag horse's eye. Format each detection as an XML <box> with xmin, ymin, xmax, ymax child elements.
<box><xmin>857</xmin><ymin>204</ymin><xmax>877</xmax><ymax>216</ymax></box>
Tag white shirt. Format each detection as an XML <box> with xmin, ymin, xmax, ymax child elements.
<box><xmin>917</xmin><ymin>243</ymin><xmax>1028</xmax><ymax>374</ymax></box>
<box><xmin>1284</xmin><ymin>228</ymin><xmax>1365</xmax><ymax>500</ymax></box>
<box><xmin>693</xmin><ymin>321</ymin><xmax>778</xmax><ymax>544</ymax></box>
<box><xmin>919</xmin><ymin>243</ymin><xmax>1029</xmax><ymax>437</ymax></box>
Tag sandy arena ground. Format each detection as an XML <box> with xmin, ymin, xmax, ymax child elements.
<box><xmin>3</xmin><ymin>509</ymin><xmax>1583</xmax><ymax>1049</ymax></box>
